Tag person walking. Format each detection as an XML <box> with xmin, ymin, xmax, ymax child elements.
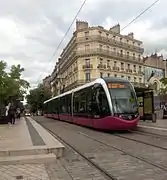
<box><xmin>8</xmin><ymin>103</ymin><xmax>16</xmax><ymax>125</ymax></box>
<box><xmin>16</xmin><ymin>108</ymin><xmax>21</xmax><ymax>119</ymax></box>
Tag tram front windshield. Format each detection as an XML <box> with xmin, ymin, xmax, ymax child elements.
<box><xmin>108</xmin><ymin>82</ymin><xmax>138</xmax><ymax>114</ymax></box>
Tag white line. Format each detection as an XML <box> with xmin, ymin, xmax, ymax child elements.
<box><xmin>138</xmin><ymin>125</ymin><xmax>167</xmax><ymax>131</ymax></box>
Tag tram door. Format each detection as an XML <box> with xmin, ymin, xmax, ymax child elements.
<box><xmin>91</xmin><ymin>84</ymin><xmax>110</xmax><ymax>125</ymax></box>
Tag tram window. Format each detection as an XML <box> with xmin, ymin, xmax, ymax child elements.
<box><xmin>47</xmin><ymin>102</ymin><xmax>52</xmax><ymax>113</ymax></box>
<box><xmin>74</xmin><ymin>89</ymin><xmax>87</xmax><ymax>115</ymax></box>
<box><xmin>79</xmin><ymin>91</ymin><xmax>87</xmax><ymax>113</ymax></box>
<box><xmin>49</xmin><ymin>101</ymin><xmax>52</xmax><ymax>114</ymax></box>
<box><xmin>53</xmin><ymin>99</ymin><xmax>59</xmax><ymax>114</ymax></box>
<box><xmin>51</xmin><ymin>101</ymin><xmax>55</xmax><ymax>114</ymax></box>
<box><xmin>86</xmin><ymin>87</ymin><xmax>93</xmax><ymax>114</ymax></box>
<box><xmin>62</xmin><ymin>97</ymin><xmax>67</xmax><ymax>113</ymax></box>
<box><xmin>65</xmin><ymin>94</ymin><xmax>71</xmax><ymax>114</ymax></box>
<box><xmin>73</xmin><ymin>92</ymin><xmax>80</xmax><ymax>114</ymax></box>
<box><xmin>59</xmin><ymin>97</ymin><xmax>65</xmax><ymax>113</ymax></box>
<box><xmin>52</xmin><ymin>99</ymin><xmax>56</xmax><ymax>113</ymax></box>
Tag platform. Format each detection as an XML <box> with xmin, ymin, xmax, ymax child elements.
<box><xmin>138</xmin><ymin>119</ymin><xmax>167</xmax><ymax>136</ymax></box>
<box><xmin>0</xmin><ymin>117</ymin><xmax>65</xmax><ymax>165</ymax></box>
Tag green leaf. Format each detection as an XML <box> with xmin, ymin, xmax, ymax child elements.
<box><xmin>0</xmin><ymin>61</ymin><xmax>29</xmax><ymax>105</ymax></box>
<box><xmin>26</xmin><ymin>84</ymin><xmax>51</xmax><ymax>112</ymax></box>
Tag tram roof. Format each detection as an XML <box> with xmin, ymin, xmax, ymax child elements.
<box><xmin>44</xmin><ymin>77</ymin><xmax>130</xmax><ymax>104</ymax></box>
<box><xmin>102</xmin><ymin>77</ymin><xmax>129</xmax><ymax>83</ymax></box>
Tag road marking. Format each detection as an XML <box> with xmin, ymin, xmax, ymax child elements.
<box><xmin>138</xmin><ymin>125</ymin><xmax>167</xmax><ymax>131</ymax></box>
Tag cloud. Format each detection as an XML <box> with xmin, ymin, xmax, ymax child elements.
<box><xmin>0</xmin><ymin>0</ymin><xmax>166</xmax><ymax>90</ymax></box>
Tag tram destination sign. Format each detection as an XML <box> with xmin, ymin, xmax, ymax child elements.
<box><xmin>107</xmin><ymin>83</ymin><xmax>126</xmax><ymax>89</ymax></box>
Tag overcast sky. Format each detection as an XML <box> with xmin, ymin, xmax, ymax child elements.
<box><xmin>0</xmin><ymin>0</ymin><xmax>166</xmax><ymax>88</ymax></box>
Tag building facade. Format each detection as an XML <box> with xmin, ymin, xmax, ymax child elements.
<box><xmin>51</xmin><ymin>20</ymin><xmax>145</xmax><ymax>95</ymax></box>
<box><xmin>143</xmin><ymin>53</ymin><xmax>167</xmax><ymax>94</ymax></box>
<box><xmin>43</xmin><ymin>75</ymin><xmax>51</xmax><ymax>90</ymax></box>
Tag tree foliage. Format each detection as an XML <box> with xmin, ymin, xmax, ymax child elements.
<box><xmin>0</xmin><ymin>60</ymin><xmax>30</xmax><ymax>105</ymax></box>
<box><xmin>159</xmin><ymin>78</ymin><xmax>167</xmax><ymax>95</ymax></box>
<box><xmin>26</xmin><ymin>84</ymin><xmax>51</xmax><ymax>113</ymax></box>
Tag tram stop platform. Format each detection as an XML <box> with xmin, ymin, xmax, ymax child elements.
<box><xmin>0</xmin><ymin>117</ymin><xmax>64</xmax><ymax>180</ymax></box>
<box><xmin>138</xmin><ymin>118</ymin><xmax>167</xmax><ymax>136</ymax></box>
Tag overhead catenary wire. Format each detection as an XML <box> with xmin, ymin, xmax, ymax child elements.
<box><xmin>36</xmin><ymin>0</ymin><xmax>160</xmax><ymax>87</ymax></box>
<box><xmin>37</xmin><ymin>0</ymin><xmax>88</xmax><ymax>83</ymax></box>
<box><xmin>120</xmin><ymin>0</ymin><xmax>160</xmax><ymax>32</ymax></box>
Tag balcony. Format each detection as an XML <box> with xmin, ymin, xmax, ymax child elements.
<box><xmin>74</xmin><ymin>48</ymin><xmax>144</xmax><ymax>64</ymax></box>
<box><xmin>76</xmin><ymin>35</ymin><xmax>144</xmax><ymax>54</ymax></box>
<box><xmin>69</xmin><ymin>72</ymin><xmax>73</xmax><ymax>75</ymax></box>
<box><xmin>82</xmin><ymin>64</ymin><xmax>93</xmax><ymax>69</ymax></box>
<box><xmin>74</xmin><ymin>67</ymin><xmax>78</xmax><ymax>71</ymax></box>
<box><xmin>138</xmin><ymin>70</ymin><xmax>144</xmax><ymax>75</ymax></box>
<box><xmin>126</xmin><ymin>69</ymin><xmax>132</xmax><ymax>73</ymax></box>
<box><xmin>107</xmin><ymin>65</ymin><xmax>111</xmax><ymax>69</ymax></box>
<box><xmin>113</xmin><ymin>66</ymin><xmax>120</xmax><ymax>71</ymax></box>
<box><xmin>120</xmin><ymin>67</ymin><xmax>125</xmax><ymax>71</ymax></box>
<box><xmin>131</xmin><ymin>82</ymin><xmax>146</xmax><ymax>88</ymax></box>
<box><xmin>97</xmin><ymin>64</ymin><xmax>106</xmax><ymax>69</ymax></box>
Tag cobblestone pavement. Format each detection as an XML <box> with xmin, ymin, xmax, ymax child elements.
<box><xmin>0</xmin><ymin>164</ymin><xmax>49</xmax><ymax>180</ymax></box>
<box><xmin>34</xmin><ymin>116</ymin><xmax>167</xmax><ymax>180</ymax></box>
<box><xmin>45</xmin><ymin>148</ymin><xmax>106</xmax><ymax>180</ymax></box>
<box><xmin>0</xmin><ymin>118</ymin><xmax>106</xmax><ymax>180</ymax></box>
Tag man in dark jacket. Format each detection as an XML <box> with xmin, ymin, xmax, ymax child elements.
<box><xmin>8</xmin><ymin>103</ymin><xmax>16</xmax><ymax>124</ymax></box>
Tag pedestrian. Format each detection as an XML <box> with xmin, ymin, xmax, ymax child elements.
<box><xmin>8</xmin><ymin>102</ymin><xmax>16</xmax><ymax>125</ymax></box>
<box><xmin>16</xmin><ymin>108</ymin><xmax>21</xmax><ymax>119</ymax></box>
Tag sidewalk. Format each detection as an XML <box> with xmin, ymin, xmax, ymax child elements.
<box><xmin>138</xmin><ymin>119</ymin><xmax>167</xmax><ymax>136</ymax></box>
<box><xmin>0</xmin><ymin>117</ymin><xmax>64</xmax><ymax>180</ymax></box>
<box><xmin>139</xmin><ymin>118</ymin><xmax>167</xmax><ymax>128</ymax></box>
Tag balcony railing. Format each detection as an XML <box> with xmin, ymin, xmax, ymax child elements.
<box><xmin>82</xmin><ymin>64</ymin><xmax>93</xmax><ymax>69</ymax></box>
<box><xmin>74</xmin><ymin>67</ymin><xmax>78</xmax><ymax>71</ymax></box>
<box><xmin>76</xmin><ymin>35</ymin><xmax>144</xmax><ymax>54</ymax></box>
<box><xmin>113</xmin><ymin>66</ymin><xmax>120</xmax><ymax>71</ymax></box>
<box><xmin>97</xmin><ymin>64</ymin><xmax>106</xmax><ymax>69</ymax></box>
<box><xmin>74</xmin><ymin>48</ymin><xmax>143</xmax><ymax>64</ymax></box>
<box><xmin>126</xmin><ymin>69</ymin><xmax>132</xmax><ymax>73</ymax></box>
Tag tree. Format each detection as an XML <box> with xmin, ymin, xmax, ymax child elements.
<box><xmin>0</xmin><ymin>61</ymin><xmax>29</xmax><ymax>103</ymax></box>
<box><xmin>159</xmin><ymin>78</ymin><xmax>167</xmax><ymax>95</ymax></box>
<box><xmin>26</xmin><ymin>84</ymin><xmax>51</xmax><ymax>113</ymax></box>
<box><xmin>0</xmin><ymin>61</ymin><xmax>30</xmax><ymax>116</ymax></box>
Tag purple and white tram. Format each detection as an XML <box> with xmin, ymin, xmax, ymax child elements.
<box><xmin>43</xmin><ymin>77</ymin><xmax>139</xmax><ymax>130</ymax></box>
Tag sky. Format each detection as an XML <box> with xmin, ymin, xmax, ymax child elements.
<box><xmin>0</xmin><ymin>0</ymin><xmax>166</xmax><ymax>89</ymax></box>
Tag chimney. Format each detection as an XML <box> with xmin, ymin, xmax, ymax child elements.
<box><xmin>127</xmin><ymin>32</ymin><xmax>134</xmax><ymax>39</ymax></box>
<box><xmin>76</xmin><ymin>20</ymin><xmax>89</xmax><ymax>31</ymax></box>
<box><xmin>109</xmin><ymin>24</ymin><xmax>120</xmax><ymax>34</ymax></box>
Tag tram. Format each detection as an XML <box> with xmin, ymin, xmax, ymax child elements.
<box><xmin>43</xmin><ymin>77</ymin><xmax>139</xmax><ymax>130</ymax></box>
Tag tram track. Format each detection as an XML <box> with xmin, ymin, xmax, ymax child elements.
<box><xmin>130</xmin><ymin>129</ymin><xmax>167</xmax><ymax>139</ymax></box>
<box><xmin>56</xmin><ymin>121</ymin><xmax>167</xmax><ymax>171</ymax></box>
<box><xmin>33</xmin><ymin>117</ymin><xmax>167</xmax><ymax>179</ymax></box>
<box><xmin>78</xmin><ymin>132</ymin><xmax>167</xmax><ymax>171</ymax></box>
<box><xmin>34</xmin><ymin>119</ymin><xmax>118</xmax><ymax>180</ymax></box>
<box><xmin>112</xmin><ymin>132</ymin><xmax>167</xmax><ymax>151</ymax></box>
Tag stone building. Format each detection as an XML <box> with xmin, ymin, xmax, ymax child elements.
<box><xmin>51</xmin><ymin>20</ymin><xmax>145</xmax><ymax>95</ymax></box>
<box><xmin>143</xmin><ymin>53</ymin><xmax>167</xmax><ymax>94</ymax></box>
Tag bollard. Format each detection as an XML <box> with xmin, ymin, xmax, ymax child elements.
<box><xmin>152</xmin><ymin>113</ymin><xmax>157</xmax><ymax>123</ymax></box>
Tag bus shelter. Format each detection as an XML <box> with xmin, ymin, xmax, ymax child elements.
<box><xmin>135</xmin><ymin>87</ymin><xmax>156</xmax><ymax>122</ymax></box>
